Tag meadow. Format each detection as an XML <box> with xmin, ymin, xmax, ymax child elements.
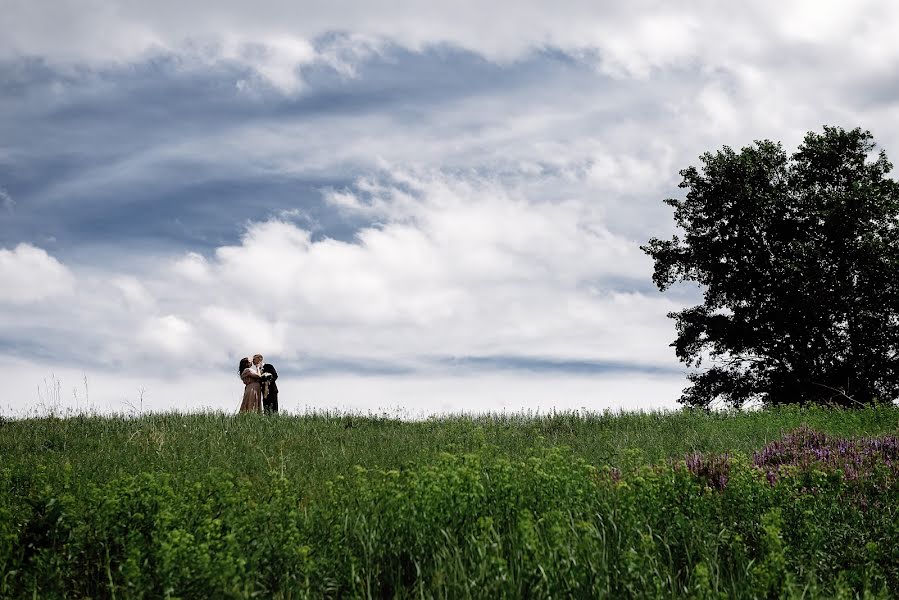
<box><xmin>3</xmin><ymin>405</ymin><xmax>899</xmax><ymax>598</ymax></box>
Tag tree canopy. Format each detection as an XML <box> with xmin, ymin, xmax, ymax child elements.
<box><xmin>643</xmin><ymin>126</ymin><xmax>899</xmax><ymax>408</ymax></box>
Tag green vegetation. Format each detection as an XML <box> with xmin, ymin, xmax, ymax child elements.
<box><xmin>3</xmin><ymin>405</ymin><xmax>899</xmax><ymax>598</ymax></box>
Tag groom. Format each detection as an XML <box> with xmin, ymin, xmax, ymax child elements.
<box><xmin>253</xmin><ymin>354</ymin><xmax>279</xmax><ymax>414</ymax></box>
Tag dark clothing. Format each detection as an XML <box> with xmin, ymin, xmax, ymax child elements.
<box><xmin>261</xmin><ymin>363</ymin><xmax>278</xmax><ymax>394</ymax></box>
<box><xmin>264</xmin><ymin>391</ymin><xmax>278</xmax><ymax>414</ymax></box>
<box><xmin>261</xmin><ymin>363</ymin><xmax>279</xmax><ymax>414</ymax></box>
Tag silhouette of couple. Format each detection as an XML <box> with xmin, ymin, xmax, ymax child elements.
<box><xmin>238</xmin><ymin>354</ymin><xmax>279</xmax><ymax>414</ymax></box>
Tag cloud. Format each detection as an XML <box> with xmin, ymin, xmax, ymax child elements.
<box><xmin>191</xmin><ymin>170</ymin><xmax>673</xmax><ymax>368</ymax></box>
<box><xmin>7</xmin><ymin>2</ymin><xmax>899</xmax><ymax>413</ymax></box>
<box><xmin>5</xmin><ymin>1</ymin><xmax>899</xmax><ymax>94</ymax></box>
<box><xmin>138</xmin><ymin>315</ymin><xmax>197</xmax><ymax>358</ymax></box>
<box><xmin>172</xmin><ymin>252</ymin><xmax>212</xmax><ymax>282</ymax></box>
<box><xmin>228</xmin><ymin>35</ymin><xmax>317</xmax><ymax>93</ymax></box>
<box><xmin>4</xmin><ymin>18</ymin><xmax>891</xmax><ymax>264</ymax></box>
<box><xmin>0</xmin><ymin>243</ymin><xmax>75</xmax><ymax>304</ymax></box>
<box><xmin>0</xmin><ymin>170</ymin><xmax>684</xmax><ymax>377</ymax></box>
<box><xmin>0</xmin><ymin>189</ymin><xmax>13</xmax><ymax>213</ymax></box>
<box><xmin>113</xmin><ymin>276</ymin><xmax>155</xmax><ymax>311</ymax></box>
<box><xmin>199</xmin><ymin>305</ymin><xmax>288</xmax><ymax>358</ymax></box>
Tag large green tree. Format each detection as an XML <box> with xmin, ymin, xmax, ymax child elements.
<box><xmin>643</xmin><ymin>127</ymin><xmax>899</xmax><ymax>407</ymax></box>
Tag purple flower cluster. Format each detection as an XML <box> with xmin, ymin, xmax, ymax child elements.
<box><xmin>684</xmin><ymin>452</ymin><xmax>731</xmax><ymax>490</ymax></box>
<box><xmin>675</xmin><ymin>426</ymin><xmax>899</xmax><ymax>490</ymax></box>
<box><xmin>752</xmin><ymin>426</ymin><xmax>899</xmax><ymax>483</ymax></box>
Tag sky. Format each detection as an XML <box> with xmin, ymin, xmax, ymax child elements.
<box><xmin>2</xmin><ymin>1</ymin><xmax>899</xmax><ymax>416</ymax></box>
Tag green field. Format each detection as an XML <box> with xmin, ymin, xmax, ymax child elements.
<box><xmin>3</xmin><ymin>406</ymin><xmax>899</xmax><ymax>598</ymax></box>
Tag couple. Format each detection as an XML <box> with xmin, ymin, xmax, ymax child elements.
<box><xmin>238</xmin><ymin>354</ymin><xmax>279</xmax><ymax>414</ymax></box>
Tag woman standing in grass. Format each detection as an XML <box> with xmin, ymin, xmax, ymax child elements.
<box><xmin>238</xmin><ymin>357</ymin><xmax>262</xmax><ymax>413</ymax></box>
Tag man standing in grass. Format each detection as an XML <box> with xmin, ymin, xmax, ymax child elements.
<box><xmin>254</xmin><ymin>354</ymin><xmax>279</xmax><ymax>415</ymax></box>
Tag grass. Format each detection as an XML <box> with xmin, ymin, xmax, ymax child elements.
<box><xmin>3</xmin><ymin>405</ymin><xmax>899</xmax><ymax>597</ymax></box>
<box><xmin>4</xmin><ymin>405</ymin><xmax>899</xmax><ymax>494</ymax></box>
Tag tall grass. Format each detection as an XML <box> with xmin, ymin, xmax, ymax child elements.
<box><xmin>3</xmin><ymin>405</ymin><xmax>898</xmax><ymax>494</ymax></box>
<box><xmin>3</xmin><ymin>405</ymin><xmax>899</xmax><ymax>597</ymax></box>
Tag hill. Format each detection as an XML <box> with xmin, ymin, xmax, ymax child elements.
<box><xmin>3</xmin><ymin>406</ymin><xmax>899</xmax><ymax>597</ymax></box>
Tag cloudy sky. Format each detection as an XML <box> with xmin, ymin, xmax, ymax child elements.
<box><xmin>2</xmin><ymin>1</ymin><xmax>898</xmax><ymax>416</ymax></box>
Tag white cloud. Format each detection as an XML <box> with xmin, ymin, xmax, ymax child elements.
<box><xmin>199</xmin><ymin>305</ymin><xmax>287</xmax><ymax>358</ymax></box>
<box><xmin>696</xmin><ymin>82</ymin><xmax>740</xmax><ymax>136</ymax></box>
<box><xmin>5</xmin><ymin>1</ymin><xmax>899</xmax><ymax>96</ymax></box>
<box><xmin>0</xmin><ymin>243</ymin><xmax>75</xmax><ymax>304</ymax></box>
<box><xmin>186</xmin><ymin>170</ymin><xmax>677</xmax><ymax>366</ymax></box>
<box><xmin>172</xmin><ymin>252</ymin><xmax>212</xmax><ymax>282</ymax></box>
<box><xmin>138</xmin><ymin>314</ymin><xmax>197</xmax><ymax>358</ymax></box>
<box><xmin>0</xmin><ymin>170</ymin><xmax>683</xmax><ymax>379</ymax></box>
<box><xmin>114</xmin><ymin>276</ymin><xmax>155</xmax><ymax>311</ymax></box>
<box><xmin>222</xmin><ymin>34</ymin><xmax>317</xmax><ymax>93</ymax></box>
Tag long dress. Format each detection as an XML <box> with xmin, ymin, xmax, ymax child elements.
<box><xmin>239</xmin><ymin>368</ymin><xmax>262</xmax><ymax>413</ymax></box>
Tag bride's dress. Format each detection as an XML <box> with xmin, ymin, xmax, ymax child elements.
<box><xmin>239</xmin><ymin>366</ymin><xmax>262</xmax><ymax>413</ymax></box>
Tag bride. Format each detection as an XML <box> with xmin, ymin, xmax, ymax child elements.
<box><xmin>238</xmin><ymin>357</ymin><xmax>262</xmax><ymax>413</ymax></box>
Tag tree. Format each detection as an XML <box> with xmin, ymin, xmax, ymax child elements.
<box><xmin>642</xmin><ymin>126</ymin><xmax>899</xmax><ymax>408</ymax></box>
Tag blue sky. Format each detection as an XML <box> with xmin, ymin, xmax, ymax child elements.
<box><xmin>2</xmin><ymin>2</ymin><xmax>898</xmax><ymax>414</ymax></box>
